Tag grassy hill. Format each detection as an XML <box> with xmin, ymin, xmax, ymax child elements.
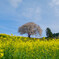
<box><xmin>0</xmin><ymin>34</ymin><xmax>59</xmax><ymax>59</ymax></box>
<box><xmin>0</xmin><ymin>34</ymin><xmax>43</xmax><ymax>41</ymax></box>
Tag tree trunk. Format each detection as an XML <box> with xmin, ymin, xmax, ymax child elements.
<box><xmin>28</xmin><ymin>34</ymin><xmax>31</xmax><ymax>38</ymax></box>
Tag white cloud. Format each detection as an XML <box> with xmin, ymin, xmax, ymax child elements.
<box><xmin>10</xmin><ymin>0</ymin><xmax>22</xmax><ymax>8</ymax></box>
<box><xmin>50</xmin><ymin>0</ymin><xmax>59</xmax><ymax>6</ymax></box>
<box><xmin>0</xmin><ymin>0</ymin><xmax>41</xmax><ymax>22</ymax></box>
<box><xmin>22</xmin><ymin>7</ymin><xmax>41</xmax><ymax>21</ymax></box>
<box><xmin>49</xmin><ymin>0</ymin><xmax>59</xmax><ymax>16</ymax></box>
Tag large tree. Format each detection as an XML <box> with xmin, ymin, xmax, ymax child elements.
<box><xmin>18</xmin><ymin>22</ymin><xmax>42</xmax><ymax>38</ymax></box>
<box><xmin>46</xmin><ymin>28</ymin><xmax>53</xmax><ymax>37</ymax></box>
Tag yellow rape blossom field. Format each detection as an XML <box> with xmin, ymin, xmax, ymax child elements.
<box><xmin>0</xmin><ymin>34</ymin><xmax>59</xmax><ymax>59</ymax></box>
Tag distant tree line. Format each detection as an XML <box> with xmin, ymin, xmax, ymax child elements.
<box><xmin>53</xmin><ymin>33</ymin><xmax>59</xmax><ymax>37</ymax></box>
<box><xmin>46</xmin><ymin>27</ymin><xmax>59</xmax><ymax>38</ymax></box>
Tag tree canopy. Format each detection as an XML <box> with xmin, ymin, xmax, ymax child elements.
<box><xmin>46</xmin><ymin>28</ymin><xmax>53</xmax><ymax>37</ymax></box>
<box><xmin>18</xmin><ymin>22</ymin><xmax>42</xmax><ymax>38</ymax></box>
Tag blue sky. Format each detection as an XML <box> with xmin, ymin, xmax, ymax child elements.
<box><xmin>0</xmin><ymin>0</ymin><xmax>59</xmax><ymax>37</ymax></box>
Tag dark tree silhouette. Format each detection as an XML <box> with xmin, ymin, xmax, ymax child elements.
<box><xmin>53</xmin><ymin>33</ymin><xmax>59</xmax><ymax>37</ymax></box>
<box><xmin>46</xmin><ymin>28</ymin><xmax>53</xmax><ymax>37</ymax></box>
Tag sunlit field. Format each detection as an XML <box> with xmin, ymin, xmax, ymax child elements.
<box><xmin>0</xmin><ymin>34</ymin><xmax>59</xmax><ymax>59</ymax></box>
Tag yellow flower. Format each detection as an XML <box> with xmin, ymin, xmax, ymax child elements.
<box><xmin>43</xmin><ymin>37</ymin><xmax>45</xmax><ymax>39</ymax></box>
<box><xmin>0</xmin><ymin>53</ymin><xmax>4</xmax><ymax>58</ymax></box>
<box><xmin>24</xmin><ymin>38</ymin><xmax>27</xmax><ymax>40</ymax></box>
<box><xmin>0</xmin><ymin>49</ymin><xmax>4</xmax><ymax>53</ymax></box>
<box><xmin>11</xmin><ymin>34</ymin><xmax>13</xmax><ymax>36</ymax></box>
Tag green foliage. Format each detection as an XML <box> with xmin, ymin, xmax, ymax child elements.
<box><xmin>53</xmin><ymin>33</ymin><xmax>59</xmax><ymax>38</ymax></box>
<box><xmin>46</xmin><ymin>28</ymin><xmax>53</xmax><ymax>38</ymax></box>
